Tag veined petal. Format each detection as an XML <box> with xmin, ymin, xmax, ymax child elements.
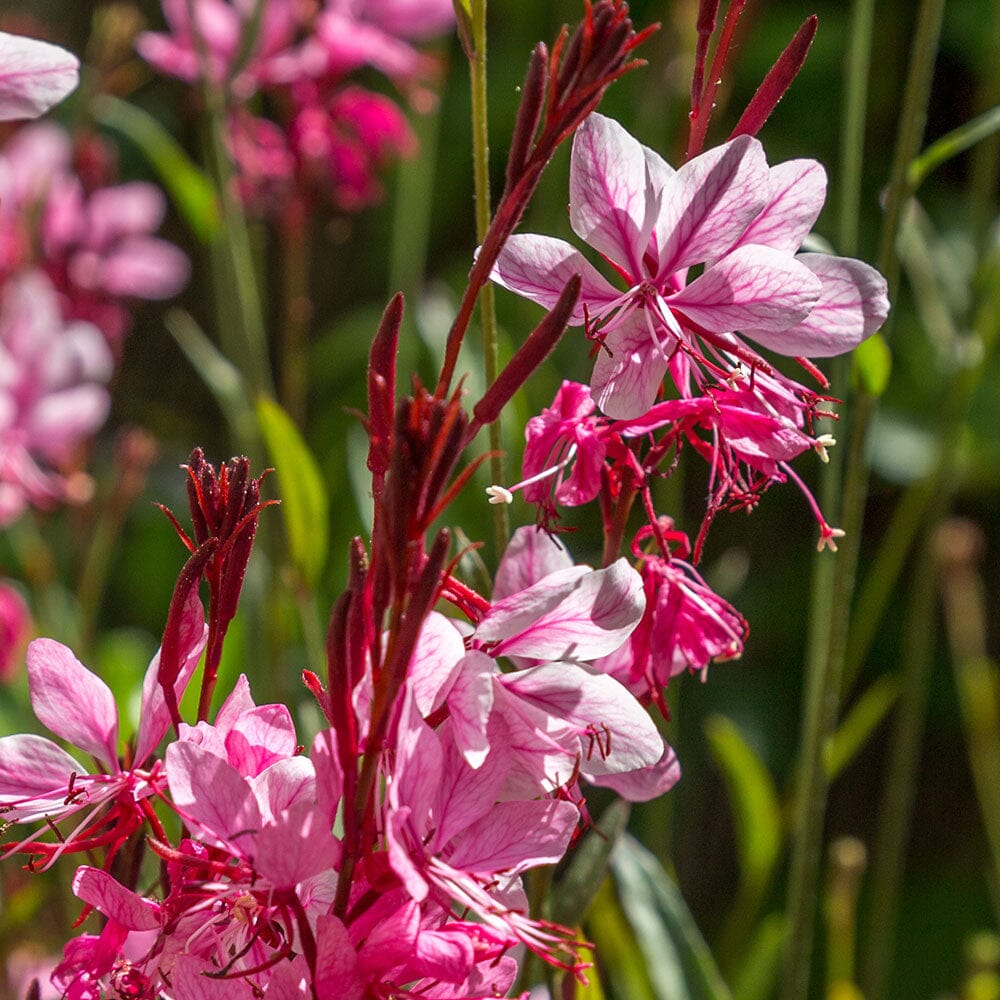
<box><xmin>501</xmin><ymin>662</ymin><xmax>664</xmax><ymax>774</ymax></box>
<box><xmin>27</xmin><ymin>639</ymin><xmax>119</xmax><ymax>770</ymax></box>
<box><xmin>587</xmin><ymin>740</ymin><xmax>681</xmax><ymax>801</ymax></box>
<box><xmin>493</xmin><ymin>525</ymin><xmax>574</xmax><ymax>602</ymax></box>
<box><xmin>409</xmin><ymin>611</ymin><xmax>467</xmax><ymax>716</ymax></box>
<box><xmin>449</xmin><ymin>798</ymin><xmax>579</xmax><ymax>874</ymax></box>
<box><xmin>0</xmin><ymin>32</ymin><xmax>79</xmax><ymax>121</ymax></box>
<box><xmin>744</xmin><ymin>252</ymin><xmax>889</xmax><ymax>356</ymax></box>
<box><xmin>165</xmin><ymin>740</ymin><xmax>261</xmax><ymax>848</ymax></box>
<box><xmin>446</xmin><ymin>652</ymin><xmax>496</xmax><ymax>769</ymax></box>
<box><xmin>590</xmin><ymin>309</ymin><xmax>670</xmax><ymax>419</ymax></box>
<box><xmin>0</xmin><ymin>733</ymin><xmax>86</xmax><ymax>818</ymax></box>
<box><xmin>671</xmin><ymin>244</ymin><xmax>821</xmax><ymax>336</ymax></box>
<box><xmin>655</xmin><ymin>135</ymin><xmax>769</xmax><ymax>277</ymax></box>
<box><xmin>491</xmin><ymin>234</ymin><xmax>619</xmax><ymax>324</ymax></box>
<box><xmin>570</xmin><ymin>113</ymin><xmax>650</xmax><ymax>275</ymax></box>
<box><xmin>726</xmin><ymin>159</ymin><xmax>826</xmax><ymax>258</ymax></box>
<box><xmin>73</xmin><ymin>867</ymin><xmax>160</xmax><ymax>931</ymax></box>
<box><xmin>477</xmin><ymin>559</ymin><xmax>644</xmax><ymax>661</ymax></box>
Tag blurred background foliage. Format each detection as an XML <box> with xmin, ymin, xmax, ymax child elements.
<box><xmin>0</xmin><ymin>0</ymin><xmax>998</xmax><ymax>998</ymax></box>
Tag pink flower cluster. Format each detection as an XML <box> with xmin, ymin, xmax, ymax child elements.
<box><xmin>0</xmin><ymin>122</ymin><xmax>189</xmax><ymax>524</ymax></box>
<box><xmin>139</xmin><ymin>0</ymin><xmax>454</xmax><ymax>214</ymax></box>
<box><xmin>0</xmin><ymin>519</ymin><xmax>677</xmax><ymax>997</ymax></box>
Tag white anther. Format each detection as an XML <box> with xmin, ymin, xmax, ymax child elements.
<box><xmin>816</xmin><ymin>526</ymin><xmax>846</xmax><ymax>553</ymax></box>
<box><xmin>485</xmin><ymin>485</ymin><xmax>514</xmax><ymax>505</ymax></box>
<box><xmin>814</xmin><ymin>434</ymin><xmax>837</xmax><ymax>463</ymax></box>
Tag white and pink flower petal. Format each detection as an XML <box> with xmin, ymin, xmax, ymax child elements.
<box><xmin>26</xmin><ymin>639</ymin><xmax>119</xmax><ymax>771</ymax></box>
<box><xmin>0</xmin><ymin>31</ymin><xmax>78</xmax><ymax>121</ymax></box>
<box><xmin>590</xmin><ymin>310</ymin><xmax>670</xmax><ymax>419</ymax></box>
<box><xmin>743</xmin><ymin>252</ymin><xmax>889</xmax><ymax>357</ymax></box>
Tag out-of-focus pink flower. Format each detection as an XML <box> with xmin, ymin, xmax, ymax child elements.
<box><xmin>492</xmin><ymin>113</ymin><xmax>889</xmax><ymax>419</ymax></box>
<box><xmin>0</xmin><ymin>270</ymin><xmax>112</xmax><ymax>525</ymax></box>
<box><xmin>0</xmin><ymin>123</ymin><xmax>189</xmax><ymax>344</ymax></box>
<box><xmin>0</xmin><ymin>580</ymin><xmax>30</xmax><ymax>681</ymax></box>
<box><xmin>137</xmin><ymin>0</ymin><xmax>298</xmax><ymax>97</ymax></box>
<box><xmin>0</xmin><ymin>30</ymin><xmax>78</xmax><ymax>120</ymax></box>
<box><xmin>289</xmin><ymin>84</ymin><xmax>415</xmax><ymax>210</ymax></box>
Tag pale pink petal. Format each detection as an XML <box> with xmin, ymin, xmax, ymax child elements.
<box><xmin>744</xmin><ymin>252</ymin><xmax>889</xmax><ymax>356</ymax></box>
<box><xmin>0</xmin><ymin>733</ymin><xmax>85</xmax><ymax>816</ymax></box>
<box><xmin>363</xmin><ymin>0</ymin><xmax>456</xmax><ymax>38</ymax></box>
<box><xmin>409</xmin><ymin>611</ymin><xmax>467</xmax><ymax>716</ymax></box>
<box><xmin>165</xmin><ymin>740</ymin><xmax>261</xmax><ymax>847</ymax></box>
<box><xmin>134</xmin><ymin>33</ymin><xmax>201</xmax><ymax>82</ymax></box>
<box><xmin>224</xmin><ymin>703</ymin><xmax>297</xmax><ymax>775</ymax></box>
<box><xmin>72</xmin><ymin>867</ymin><xmax>160</xmax><ymax>931</ymax></box>
<box><xmin>28</xmin><ymin>385</ymin><xmax>109</xmax><ymax>463</ymax></box>
<box><xmin>254</xmin><ymin>802</ymin><xmax>334</xmax><ymax>888</ymax></box>
<box><xmin>412</xmin><ymin>928</ymin><xmax>476</xmax><ymax>981</ymax></box>
<box><xmin>590</xmin><ymin>309</ymin><xmax>670</xmax><ymax>419</ymax></box>
<box><xmin>0</xmin><ymin>32</ymin><xmax>78</xmax><ymax>121</ymax></box>
<box><xmin>85</xmin><ymin>183</ymin><xmax>166</xmax><ymax>246</ymax></box>
<box><xmin>97</xmin><ymin>237</ymin><xmax>190</xmax><ymax>299</ymax></box>
<box><xmin>450</xmin><ymin>798</ymin><xmax>579</xmax><ymax>874</ymax></box>
<box><xmin>134</xmin><ymin>592</ymin><xmax>206</xmax><ymax>766</ymax></box>
<box><xmin>671</xmin><ymin>244</ymin><xmax>821</xmax><ymax>336</ymax></box>
<box><xmin>570</xmin><ymin>113</ymin><xmax>651</xmax><ymax>275</ymax></box>
<box><xmin>213</xmin><ymin>673</ymin><xmax>256</xmax><ymax>731</ymax></box>
<box><xmin>27</xmin><ymin>639</ymin><xmax>118</xmax><ymax>770</ymax></box>
<box><xmin>655</xmin><ymin>135</ymin><xmax>769</xmax><ymax>276</ymax></box>
<box><xmin>729</xmin><ymin>159</ymin><xmax>827</xmax><ymax>256</ymax></box>
<box><xmin>500</xmin><ymin>662</ymin><xmax>664</xmax><ymax>774</ymax></box>
<box><xmin>477</xmin><ymin>559</ymin><xmax>644</xmax><ymax>661</ymax></box>
<box><xmin>493</xmin><ymin>525</ymin><xmax>574</xmax><ymax>602</ymax></box>
<box><xmin>587</xmin><ymin>740</ymin><xmax>681</xmax><ymax>801</ymax></box>
<box><xmin>250</xmin><ymin>756</ymin><xmax>316</xmax><ymax>822</ymax></box>
<box><xmin>492</xmin><ymin>234</ymin><xmax>620</xmax><ymax>324</ymax></box>
<box><xmin>310</xmin><ymin>727</ymin><xmax>344</xmax><ymax>827</ymax></box>
<box><xmin>445</xmin><ymin>652</ymin><xmax>495</xmax><ymax>768</ymax></box>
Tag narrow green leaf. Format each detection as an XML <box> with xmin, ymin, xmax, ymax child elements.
<box><xmin>705</xmin><ymin>715</ymin><xmax>781</xmax><ymax>895</ymax></box>
<box><xmin>731</xmin><ymin>913</ymin><xmax>787</xmax><ymax>1000</ymax></box>
<box><xmin>256</xmin><ymin>396</ymin><xmax>330</xmax><ymax>588</ymax></box>
<box><xmin>92</xmin><ymin>94</ymin><xmax>220</xmax><ymax>243</ymax></box>
<box><xmin>825</xmin><ymin>674</ymin><xmax>901</xmax><ymax>780</ymax></box>
<box><xmin>551</xmin><ymin>798</ymin><xmax>631</xmax><ymax>928</ymax></box>
<box><xmin>907</xmin><ymin>105</ymin><xmax>1000</xmax><ymax>192</ymax></box>
<box><xmin>586</xmin><ymin>878</ymin><xmax>658</xmax><ymax>1000</ymax></box>
<box><xmin>852</xmin><ymin>332</ymin><xmax>892</xmax><ymax>396</ymax></box>
<box><xmin>610</xmin><ymin>835</ymin><xmax>732</xmax><ymax>1000</ymax></box>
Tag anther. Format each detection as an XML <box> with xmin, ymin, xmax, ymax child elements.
<box><xmin>813</xmin><ymin>434</ymin><xmax>836</xmax><ymax>463</ymax></box>
<box><xmin>486</xmin><ymin>485</ymin><xmax>514</xmax><ymax>505</ymax></box>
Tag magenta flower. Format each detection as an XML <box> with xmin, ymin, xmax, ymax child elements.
<box><xmin>492</xmin><ymin>113</ymin><xmax>889</xmax><ymax>419</ymax></box>
<box><xmin>0</xmin><ymin>30</ymin><xmax>78</xmax><ymax>120</ymax></box>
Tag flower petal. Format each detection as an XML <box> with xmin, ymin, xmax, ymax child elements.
<box><xmin>0</xmin><ymin>32</ymin><xmax>78</xmax><ymax>121</ymax></box>
<box><xmin>743</xmin><ymin>252</ymin><xmax>889</xmax><ymax>356</ymax></box>
<box><xmin>655</xmin><ymin>135</ymin><xmax>769</xmax><ymax>276</ymax></box>
<box><xmin>671</xmin><ymin>244</ymin><xmax>821</xmax><ymax>337</ymax></box>
<box><xmin>477</xmin><ymin>559</ymin><xmax>644</xmax><ymax>661</ymax></box>
<box><xmin>27</xmin><ymin>639</ymin><xmax>118</xmax><ymax>770</ymax></box>
<box><xmin>491</xmin><ymin>234</ymin><xmax>620</xmax><ymax>324</ymax></box>
<box><xmin>590</xmin><ymin>309</ymin><xmax>669</xmax><ymax>419</ymax></box>
<box><xmin>731</xmin><ymin>159</ymin><xmax>826</xmax><ymax>256</ymax></box>
<box><xmin>73</xmin><ymin>867</ymin><xmax>160</xmax><ymax>931</ymax></box>
<box><xmin>587</xmin><ymin>740</ymin><xmax>681</xmax><ymax>801</ymax></box>
<box><xmin>570</xmin><ymin>113</ymin><xmax>652</xmax><ymax>275</ymax></box>
<box><xmin>493</xmin><ymin>525</ymin><xmax>574</xmax><ymax>602</ymax></box>
<box><xmin>0</xmin><ymin>733</ymin><xmax>86</xmax><ymax>818</ymax></box>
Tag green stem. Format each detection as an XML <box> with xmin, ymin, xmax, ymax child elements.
<box><xmin>279</xmin><ymin>196</ymin><xmax>312</xmax><ymax>427</ymax></box>
<box><xmin>468</xmin><ymin>0</ymin><xmax>508</xmax><ymax>555</ymax></box>
<box><xmin>781</xmin><ymin>2</ymin><xmax>946</xmax><ymax>998</ymax></box>
<box><xmin>185</xmin><ymin>0</ymin><xmax>273</xmax><ymax>409</ymax></box>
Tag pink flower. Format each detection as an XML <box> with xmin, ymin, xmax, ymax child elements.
<box><xmin>0</xmin><ymin>580</ymin><xmax>30</xmax><ymax>681</ymax></box>
<box><xmin>0</xmin><ymin>270</ymin><xmax>112</xmax><ymax>524</ymax></box>
<box><xmin>492</xmin><ymin>113</ymin><xmax>889</xmax><ymax>419</ymax></box>
<box><xmin>0</xmin><ymin>594</ymin><xmax>205</xmax><ymax>867</ymax></box>
<box><xmin>0</xmin><ymin>30</ymin><xmax>78</xmax><ymax>120</ymax></box>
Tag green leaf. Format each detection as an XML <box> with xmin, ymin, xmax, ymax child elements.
<box><xmin>610</xmin><ymin>835</ymin><xmax>732</xmax><ymax>1000</ymax></box>
<box><xmin>551</xmin><ymin>798</ymin><xmax>631</xmax><ymax>928</ymax></box>
<box><xmin>586</xmin><ymin>878</ymin><xmax>658</xmax><ymax>1000</ymax></box>
<box><xmin>92</xmin><ymin>95</ymin><xmax>220</xmax><ymax>243</ymax></box>
<box><xmin>705</xmin><ymin>715</ymin><xmax>781</xmax><ymax>898</ymax></box>
<box><xmin>825</xmin><ymin>674</ymin><xmax>901</xmax><ymax>780</ymax></box>
<box><xmin>256</xmin><ymin>396</ymin><xmax>330</xmax><ymax>588</ymax></box>
<box><xmin>731</xmin><ymin>913</ymin><xmax>787</xmax><ymax>1000</ymax></box>
<box><xmin>852</xmin><ymin>332</ymin><xmax>892</xmax><ymax>396</ymax></box>
<box><xmin>907</xmin><ymin>105</ymin><xmax>1000</xmax><ymax>192</ymax></box>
